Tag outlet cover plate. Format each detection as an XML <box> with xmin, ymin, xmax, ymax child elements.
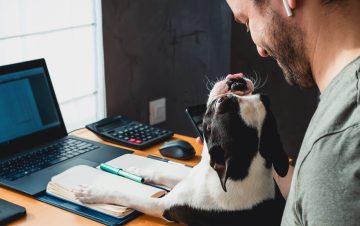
<box><xmin>149</xmin><ymin>98</ymin><xmax>166</xmax><ymax>125</ymax></box>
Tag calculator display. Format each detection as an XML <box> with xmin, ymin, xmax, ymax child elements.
<box><xmin>96</xmin><ymin>118</ymin><xmax>127</xmax><ymax>132</ymax></box>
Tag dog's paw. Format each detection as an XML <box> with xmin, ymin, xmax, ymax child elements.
<box><xmin>125</xmin><ymin>167</ymin><xmax>157</xmax><ymax>183</ymax></box>
<box><xmin>73</xmin><ymin>184</ymin><xmax>112</xmax><ymax>204</ymax></box>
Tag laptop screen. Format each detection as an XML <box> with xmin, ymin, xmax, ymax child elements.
<box><xmin>0</xmin><ymin>67</ymin><xmax>61</xmax><ymax>144</ymax></box>
<box><xmin>0</xmin><ymin>59</ymin><xmax>67</xmax><ymax>153</ymax></box>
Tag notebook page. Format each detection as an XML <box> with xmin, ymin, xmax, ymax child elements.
<box><xmin>47</xmin><ymin>165</ymin><xmax>165</xmax><ymax>217</ymax></box>
<box><xmin>50</xmin><ymin>165</ymin><xmax>163</xmax><ymax>196</ymax></box>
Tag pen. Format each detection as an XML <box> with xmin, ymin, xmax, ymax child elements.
<box><xmin>147</xmin><ymin>155</ymin><xmax>192</xmax><ymax>168</ymax></box>
<box><xmin>100</xmin><ymin>163</ymin><xmax>144</xmax><ymax>183</ymax></box>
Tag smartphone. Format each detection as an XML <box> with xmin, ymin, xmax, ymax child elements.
<box><xmin>0</xmin><ymin>199</ymin><xmax>26</xmax><ymax>225</ymax></box>
<box><xmin>185</xmin><ymin>104</ymin><xmax>207</xmax><ymax>141</ymax></box>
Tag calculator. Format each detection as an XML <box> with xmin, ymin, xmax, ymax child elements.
<box><xmin>85</xmin><ymin>115</ymin><xmax>174</xmax><ymax>150</ymax></box>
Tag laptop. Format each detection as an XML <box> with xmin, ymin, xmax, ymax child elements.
<box><xmin>0</xmin><ymin>59</ymin><xmax>131</xmax><ymax>196</ymax></box>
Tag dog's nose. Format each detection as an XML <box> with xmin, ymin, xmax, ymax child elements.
<box><xmin>226</xmin><ymin>78</ymin><xmax>248</xmax><ymax>92</ymax></box>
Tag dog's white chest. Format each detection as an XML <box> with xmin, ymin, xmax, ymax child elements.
<box><xmin>162</xmin><ymin>151</ymin><xmax>275</xmax><ymax>211</ymax></box>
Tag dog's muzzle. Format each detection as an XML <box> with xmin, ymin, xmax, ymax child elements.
<box><xmin>226</xmin><ymin>78</ymin><xmax>248</xmax><ymax>92</ymax></box>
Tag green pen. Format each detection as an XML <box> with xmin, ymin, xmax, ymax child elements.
<box><xmin>100</xmin><ymin>163</ymin><xmax>144</xmax><ymax>184</ymax></box>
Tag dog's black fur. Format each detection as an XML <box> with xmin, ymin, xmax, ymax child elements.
<box><xmin>204</xmin><ymin>95</ymin><xmax>261</xmax><ymax>191</ymax></box>
<box><xmin>163</xmin><ymin>186</ymin><xmax>285</xmax><ymax>226</ymax></box>
<box><xmin>258</xmin><ymin>95</ymin><xmax>289</xmax><ymax>177</ymax></box>
<box><xmin>204</xmin><ymin>95</ymin><xmax>288</xmax><ymax>190</ymax></box>
<box><xmin>163</xmin><ymin>94</ymin><xmax>288</xmax><ymax>226</ymax></box>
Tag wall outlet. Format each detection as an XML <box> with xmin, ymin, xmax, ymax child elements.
<box><xmin>149</xmin><ymin>97</ymin><xmax>166</xmax><ymax>125</ymax></box>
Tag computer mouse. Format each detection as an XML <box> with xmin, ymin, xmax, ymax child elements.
<box><xmin>159</xmin><ymin>140</ymin><xmax>195</xmax><ymax>160</ymax></box>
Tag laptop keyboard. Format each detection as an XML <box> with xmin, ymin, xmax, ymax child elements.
<box><xmin>0</xmin><ymin>138</ymin><xmax>99</xmax><ymax>181</ymax></box>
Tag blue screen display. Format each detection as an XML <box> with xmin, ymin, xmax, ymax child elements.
<box><xmin>0</xmin><ymin>67</ymin><xmax>60</xmax><ymax>143</ymax></box>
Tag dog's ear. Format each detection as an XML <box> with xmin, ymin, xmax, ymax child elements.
<box><xmin>209</xmin><ymin>146</ymin><xmax>230</xmax><ymax>192</ymax></box>
<box><xmin>259</xmin><ymin>95</ymin><xmax>289</xmax><ymax>177</ymax></box>
<box><xmin>213</xmin><ymin>159</ymin><xmax>231</xmax><ymax>192</ymax></box>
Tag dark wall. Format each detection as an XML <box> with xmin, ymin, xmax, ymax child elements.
<box><xmin>102</xmin><ymin>0</ymin><xmax>318</xmax><ymax>159</ymax></box>
<box><xmin>102</xmin><ymin>0</ymin><xmax>232</xmax><ymax>136</ymax></box>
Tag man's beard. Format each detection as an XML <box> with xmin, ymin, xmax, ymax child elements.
<box><xmin>263</xmin><ymin>10</ymin><xmax>315</xmax><ymax>88</ymax></box>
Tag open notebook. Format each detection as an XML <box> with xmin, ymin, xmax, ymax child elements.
<box><xmin>46</xmin><ymin>154</ymin><xmax>191</xmax><ymax>218</ymax></box>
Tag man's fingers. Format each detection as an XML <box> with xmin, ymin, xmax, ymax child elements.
<box><xmin>226</xmin><ymin>73</ymin><xmax>244</xmax><ymax>80</ymax></box>
<box><xmin>196</xmin><ymin>137</ymin><xmax>203</xmax><ymax>145</ymax></box>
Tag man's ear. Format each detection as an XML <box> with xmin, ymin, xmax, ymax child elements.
<box><xmin>259</xmin><ymin>95</ymin><xmax>289</xmax><ymax>177</ymax></box>
<box><xmin>288</xmin><ymin>0</ymin><xmax>296</xmax><ymax>9</ymax></box>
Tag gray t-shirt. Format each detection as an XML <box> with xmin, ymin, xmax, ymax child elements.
<box><xmin>281</xmin><ymin>56</ymin><xmax>360</xmax><ymax>226</ymax></box>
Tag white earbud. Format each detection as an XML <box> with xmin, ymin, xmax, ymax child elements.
<box><xmin>282</xmin><ymin>0</ymin><xmax>293</xmax><ymax>17</ymax></box>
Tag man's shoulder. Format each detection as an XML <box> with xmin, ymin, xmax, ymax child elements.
<box><xmin>305</xmin><ymin>123</ymin><xmax>360</xmax><ymax>167</ymax></box>
<box><xmin>299</xmin><ymin>109</ymin><xmax>360</xmax><ymax>176</ymax></box>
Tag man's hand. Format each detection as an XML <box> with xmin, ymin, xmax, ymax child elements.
<box><xmin>195</xmin><ymin>137</ymin><xmax>203</xmax><ymax>145</ymax></box>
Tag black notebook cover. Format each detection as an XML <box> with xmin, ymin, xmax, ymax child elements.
<box><xmin>36</xmin><ymin>194</ymin><xmax>141</xmax><ymax>226</ymax></box>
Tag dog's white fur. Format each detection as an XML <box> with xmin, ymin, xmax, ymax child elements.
<box><xmin>73</xmin><ymin>77</ymin><xmax>276</xmax><ymax>221</ymax></box>
<box><xmin>161</xmin><ymin>147</ymin><xmax>274</xmax><ymax>211</ymax></box>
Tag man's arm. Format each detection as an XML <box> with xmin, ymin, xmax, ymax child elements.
<box><xmin>273</xmin><ymin>162</ymin><xmax>294</xmax><ymax>200</ymax></box>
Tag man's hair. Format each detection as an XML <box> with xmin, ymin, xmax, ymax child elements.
<box><xmin>321</xmin><ymin>0</ymin><xmax>347</xmax><ymax>5</ymax></box>
<box><xmin>253</xmin><ymin>0</ymin><xmax>347</xmax><ymax>6</ymax></box>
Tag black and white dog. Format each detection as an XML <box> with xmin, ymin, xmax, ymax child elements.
<box><xmin>74</xmin><ymin>74</ymin><xmax>289</xmax><ymax>225</ymax></box>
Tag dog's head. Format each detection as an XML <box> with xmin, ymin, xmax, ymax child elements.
<box><xmin>203</xmin><ymin>93</ymin><xmax>289</xmax><ymax>192</ymax></box>
<box><xmin>207</xmin><ymin>73</ymin><xmax>254</xmax><ymax>106</ymax></box>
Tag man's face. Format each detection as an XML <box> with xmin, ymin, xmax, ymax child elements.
<box><xmin>227</xmin><ymin>0</ymin><xmax>315</xmax><ymax>88</ymax></box>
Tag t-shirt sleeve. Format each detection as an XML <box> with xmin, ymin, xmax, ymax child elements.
<box><xmin>296</xmin><ymin>125</ymin><xmax>360</xmax><ymax>226</ymax></box>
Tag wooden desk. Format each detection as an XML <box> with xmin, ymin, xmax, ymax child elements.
<box><xmin>0</xmin><ymin>129</ymin><xmax>202</xmax><ymax>226</ymax></box>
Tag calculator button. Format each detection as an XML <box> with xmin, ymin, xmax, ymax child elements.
<box><xmin>87</xmin><ymin>116</ymin><xmax>174</xmax><ymax>149</ymax></box>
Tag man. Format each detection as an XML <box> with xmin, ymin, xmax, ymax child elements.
<box><xmin>224</xmin><ymin>0</ymin><xmax>360</xmax><ymax>225</ymax></box>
